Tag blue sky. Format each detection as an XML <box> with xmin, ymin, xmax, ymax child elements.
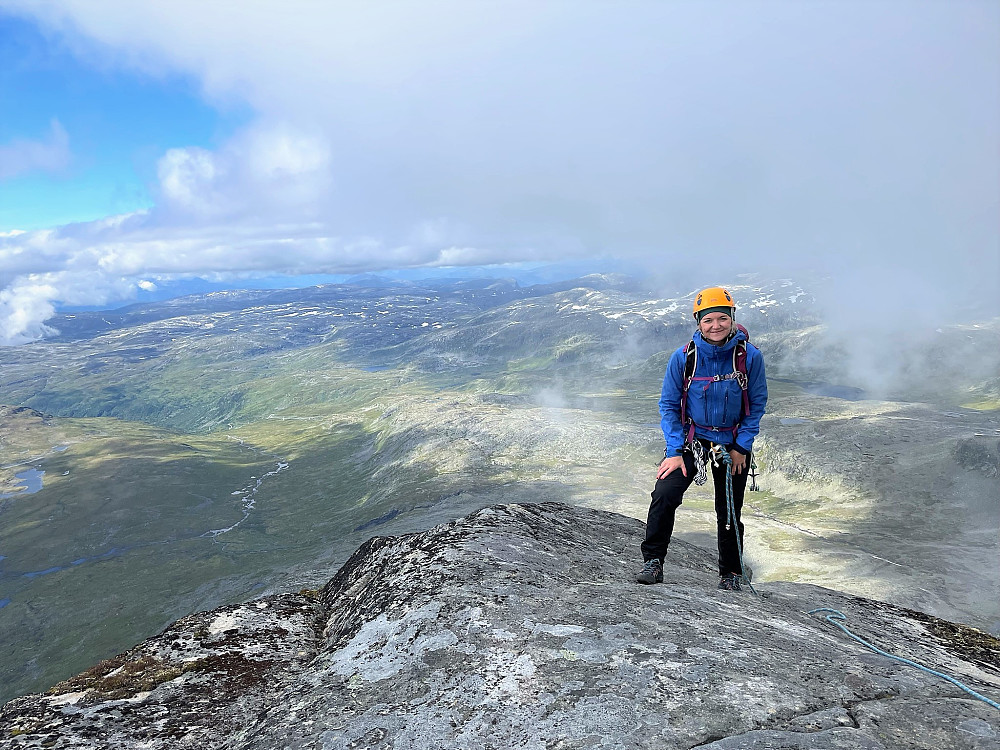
<box><xmin>0</xmin><ymin>13</ymin><xmax>247</xmax><ymax>230</ymax></box>
<box><xmin>0</xmin><ymin>1</ymin><xmax>997</xmax><ymax>344</ymax></box>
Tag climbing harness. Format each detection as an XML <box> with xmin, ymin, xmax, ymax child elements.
<box><xmin>684</xmin><ymin>437</ymin><xmax>759</xmax><ymax>493</ymax></box>
<box><xmin>708</xmin><ymin>444</ymin><xmax>758</xmax><ymax>596</ymax></box>
<box><xmin>807</xmin><ymin>608</ymin><xmax>1000</xmax><ymax>712</ymax></box>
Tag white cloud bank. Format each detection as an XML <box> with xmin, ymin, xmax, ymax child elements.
<box><xmin>0</xmin><ymin>0</ymin><xmax>997</xmax><ymax>344</ymax></box>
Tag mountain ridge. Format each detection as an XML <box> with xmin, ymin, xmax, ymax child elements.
<box><xmin>2</xmin><ymin>503</ymin><xmax>997</xmax><ymax>749</ymax></box>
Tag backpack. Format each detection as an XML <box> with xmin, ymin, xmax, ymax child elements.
<box><xmin>679</xmin><ymin>324</ymin><xmax>759</xmax><ymax>489</ymax></box>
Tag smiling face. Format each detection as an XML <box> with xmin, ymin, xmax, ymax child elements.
<box><xmin>698</xmin><ymin>311</ymin><xmax>734</xmax><ymax>345</ymax></box>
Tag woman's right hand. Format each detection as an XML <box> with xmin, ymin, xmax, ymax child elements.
<box><xmin>657</xmin><ymin>455</ymin><xmax>687</xmax><ymax>480</ymax></box>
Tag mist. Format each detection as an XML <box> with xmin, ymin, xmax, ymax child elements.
<box><xmin>0</xmin><ymin>0</ymin><xmax>996</xmax><ymax>345</ymax></box>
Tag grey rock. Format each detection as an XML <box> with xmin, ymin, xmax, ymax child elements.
<box><xmin>953</xmin><ymin>438</ymin><xmax>1000</xmax><ymax>479</ymax></box>
<box><xmin>693</xmin><ymin>727</ymin><xmax>886</xmax><ymax>749</ymax></box>
<box><xmin>2</xmin><ymin>502</ymin><xmax>999</xmax><ymax>749</ymax></box>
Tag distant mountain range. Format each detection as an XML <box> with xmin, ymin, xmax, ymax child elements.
<box><xmin>52</xmin><ymin>259</ymin><xmax>623</xmax><ymax>313</ymax></box>
<box><xmin>1</xmin><ymin>273</ymin><xmax>997</xmax><ymax>705</ymax></box>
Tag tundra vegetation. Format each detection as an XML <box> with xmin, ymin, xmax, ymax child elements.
<box><xmin>0</xmin><ymin>275</ymin><xmax>997</xmax><ymax>705</ymax></box>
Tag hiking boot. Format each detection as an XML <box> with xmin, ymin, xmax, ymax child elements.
<box><xmin>636</xmin><ymin>558</ymin><xmax>663</xmax><ymax>585</ymax></box>
<box><xmin>718</xmin><ymin>573</ymin><xmax>742</xmax><ymax>592</ymax></box>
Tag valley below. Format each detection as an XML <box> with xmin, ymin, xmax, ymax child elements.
<box><xmin>1</xmin><ymin>273</ymin><xmax>997</xmax><ymax>706</ymax></box>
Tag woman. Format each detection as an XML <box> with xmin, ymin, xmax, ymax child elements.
<box><xmin>636</xmin><ymin>286</ymin><xmax>767</xmax><ymax>591</ymax></box>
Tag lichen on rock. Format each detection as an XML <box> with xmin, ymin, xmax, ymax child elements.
<box><xmin>2</xmin><ymin>502</ymin><xmax>998</xmax><ymax>749</ymax></box>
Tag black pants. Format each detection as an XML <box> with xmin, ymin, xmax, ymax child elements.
<box><xmin>641</xmin><ymin>444</ymin><xmax>749</xmax><ymax>577</ymax></box>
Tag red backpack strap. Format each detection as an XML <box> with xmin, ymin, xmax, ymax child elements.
<box><xmin>733</xmin><ymin>340</ymin><xmax>750</xmax><ymax>418</ymax></box>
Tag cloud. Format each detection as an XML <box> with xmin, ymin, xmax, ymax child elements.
<box><xmin>0</xmin><ymin>119</ymin><xmax>71</xmax><ymax>180</ymax></box>
<box><xmin>0</xmin><ymin>1</ymin><xmax>997</xmax><ymax>343</ymax></box>
<box><xmin>0</xmin><ymin>278</ymin><xmax>59</xmax><ymax>344</ymax></box>
<box><xmin>154</xmin><ymin>123</ymin><xmax>332</xmax><ymax>223</ymax></box>
<box><xmin>0</xmin><ymin>119</ymin><xmax>541</xmax><ymax>343</ymax></box>
<box><xmin>0</xmin><ymin>269</ymin><xmax>137</xmax><ymax>344</ymax></box>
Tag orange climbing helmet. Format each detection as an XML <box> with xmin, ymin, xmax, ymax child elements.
<box><xmin>692</xmin><ymin>286</ymin><xmax>735</xmax><ymax>320</ymax></box>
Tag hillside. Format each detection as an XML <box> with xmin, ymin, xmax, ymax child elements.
<box><xmin>0</xmin><ymin>274</ymin><xmax>997</xmax><ymax>706</ymax></box>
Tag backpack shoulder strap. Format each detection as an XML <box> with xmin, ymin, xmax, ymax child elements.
<box><xmin>683</xmin><ymin>339</ymin><xmax>697</xmax><ymax>382</ymax></box>
<box><xmin>680</xmin><ymin>339</ymin><xmax>697</xmax><ymax>430</ymax></box>
<box><xmin>732</xmin><ymin>339</ymin><xmax>750</xmax><ymax>419</ymax></box>
<box><xmin>733</xmin><ymin>339</ymin><xmax>747</xmax><ymax>375</ymax></box>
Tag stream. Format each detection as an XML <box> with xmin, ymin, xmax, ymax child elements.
<box><xmin>201</xmin><ymin>436</ymin><xmax>290</xmax><ymax>538</ymax></box>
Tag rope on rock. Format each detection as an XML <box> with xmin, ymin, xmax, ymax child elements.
<box><xmin>702</xmin><ymin>441</ymin><xmax>997</xmax><ymax>710</ymax></box>
<box><xmin>807</xmin><ymin>607</ymin><xmax>1000</xmax><ymax>712</ymax></box>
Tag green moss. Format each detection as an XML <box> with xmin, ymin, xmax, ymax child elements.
<box><xmin>902</xmin><ymin>608</ymin><xmax>1000</xmax><ymax>668</ymax></box>
<box><xmin>48</xmin><ymin>654</ymin><xmax>183</xmax><ymax>700</ymax></box>
<box><xmin>959</xmin><ymin>399</ymin><xmax>1000</xmax><ymax>411</ymax></box>
<box><xmin>46</xmin><ymin>650</ymin><xmax>280</xmax><ymax>702</ymax></box>
<box><xmin>508</xmin><ymin>354</ymin><xmax>556</xmax><ymax>372</ymax></box>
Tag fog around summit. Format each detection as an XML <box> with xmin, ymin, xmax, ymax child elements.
<box><xmin>0</xmin><ymin>0</ymin><xmax>996</xmax><ymax>345</ymax></box>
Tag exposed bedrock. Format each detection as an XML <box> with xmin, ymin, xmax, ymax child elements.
<box><xmin>2</xmin><ymin>503</ymin><xmax>998</xmax><ymax>749</ymax></box>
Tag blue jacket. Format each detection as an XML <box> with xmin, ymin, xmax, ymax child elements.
<box><xmin>659</xmin><ymin>329</ymin><xmax>767</xmax><ymax>457</ymax></box>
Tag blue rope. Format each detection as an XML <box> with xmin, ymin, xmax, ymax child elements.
<box><xmin>807</xmin><ymin>607</ymin><xmax>1000</xmax><ymax>712</ymax></box>
<box><xmin>716</xmin><ymin>448</ymin><xmax>758</xmax><ymax>596</ymax></box>
<box><xmin>711</xmin><ymin>444</ymin><xmax>998</xmax><ymax>710</ymax></box>
<box><xmin>711</xmin><ymin>451</ymin><xmax>998</xmax><ymax>713</ymax></box>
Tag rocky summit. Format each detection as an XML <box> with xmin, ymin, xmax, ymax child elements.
<box><xmin>2</xmin><ymin>503</ymin><xmax>998</xmax><ymax>749</ymax></box>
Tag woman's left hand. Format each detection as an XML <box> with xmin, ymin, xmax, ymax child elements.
<box><xmin>729</xmin><ymin>449</ymin><xmax>746</xmax><ymax>475</ymax></box>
